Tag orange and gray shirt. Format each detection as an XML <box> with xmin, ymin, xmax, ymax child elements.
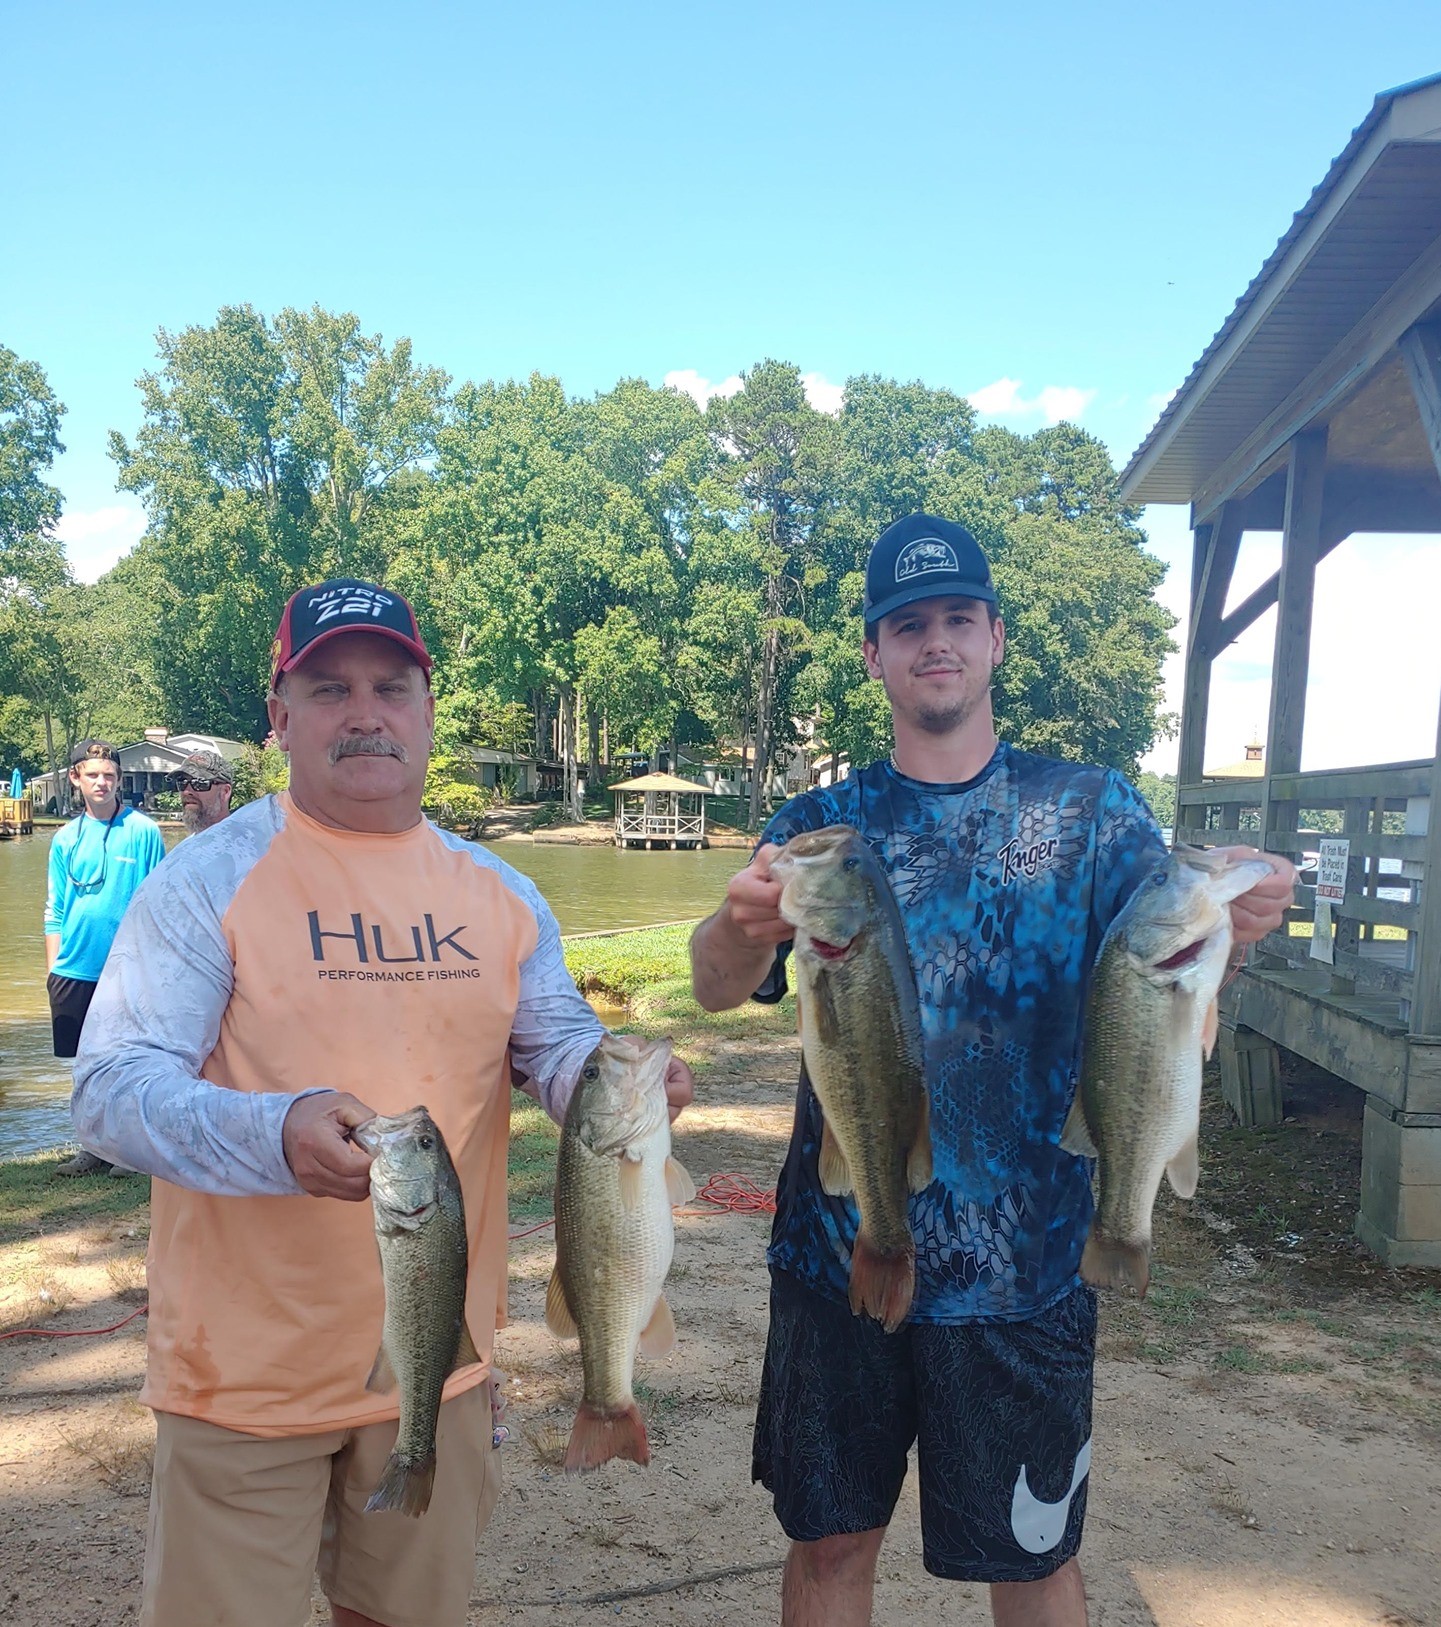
<box><xmin>72</xmin><ymin>792</ymin><xmax>603</xmax><ymax>1436</ymax></box>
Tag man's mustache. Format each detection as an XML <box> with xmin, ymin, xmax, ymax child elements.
<box><xmin>330</xmin><ymin>736</ymin><xmax>409</xmax><ymax>766</ymax></box>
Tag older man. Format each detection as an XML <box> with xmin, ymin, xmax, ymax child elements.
<box><xmin>74</xmin><ymin>578</ymin><xmax>694</xmax><ymax>1627</ymax></box>
<box><xmin>170</xmin><ymin>747</ymin><xmax>234</xmax><ymax>833</ymax></box>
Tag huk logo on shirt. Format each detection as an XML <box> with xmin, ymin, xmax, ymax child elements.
<box><xmin>308</xmin><ymin>911</ymin><xmax>476</xmax><ymax>965</ymax></box>
<box><xmin>998</xmin><ymin>836</ymin><xmax>1059</xmax><ymax>885</ymax></box>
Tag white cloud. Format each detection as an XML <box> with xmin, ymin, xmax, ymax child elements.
<box><xmin>55</xmin><ymin>503</ymin><xmax>147</xmax><ymax>583</ymax></box>
<box><xmin>1147</xmin><ymin>387</ymin><xmax>1179</xmax><ymax>414</ymax></box>
<box><xmin>800</xmin><ymin>371</ymin><xmax>845</xmax><ymax>415</ymax></box>
<box><xmin>664</xmin><ymin>369</ymin><xmax>744</xmax><ymax>410</ymax></box>
<box><xmin>664</xmin><ymin>368</ymin><xmax>846</xmax><ymax>415</ymax></box>
<box><xmin>967</xmin><ymin>377</ymin><xmax>1098</xmax><ymax>426</ymax></box>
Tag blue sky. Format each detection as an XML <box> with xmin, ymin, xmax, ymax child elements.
<box><xmin>6</xmin><ymin>2</ymin><xmax>1441</xmax><ymax>769</ymax></box>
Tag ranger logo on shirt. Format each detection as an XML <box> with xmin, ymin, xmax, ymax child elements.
<box><xmin>998</xmin><ymin>836</ymin><xmax>1059</xmax><ymax>885</ymax></box>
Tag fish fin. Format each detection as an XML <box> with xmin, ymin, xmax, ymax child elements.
<box><xmin>450</xmin><ymin>1321</ymin><xmax>481</xmax><ymax>1374</ymax></box>
<box><xmin>544</xmin><ymin>1267</ymin><xmax>579</xmax><ymax>1340</ymax></box>
<box><xmin>365</xmin><ymin>1343</ymin><xmax>397</xmax><ymax>1395</ymax></box>
<box><xmin>818</xmin><ymin>1116</ymin><xmax>853</xmax><ymax>1197</ymax></box>
<box><xmin>1202</xmin><ymin>997</ymin><xmax>1219</xmax><ymax>1061</ymax></box>
<box><xmin>564</xmin><ymin>1402</ymin><xmax>650</xmax><ymax>1472</ymax></box>
<box><xmin>848</xmin><ymin>1231</ymin><xmax>915</xmax><ymax>1334</ymax></box>
<box><xmin>618</xmin><ymin>1152</ymin><xmax>646</xmax><ymax>1210</ymax></box>
<box><xmin>665</xmin><ymin>1156</ymin><xmax>696</xmax><ymax>1205</ymax></box>
<box><xmin>637</xmin><ymin>1293</ymin><xmax>677</xmax><ymax>1358</ymax></box>
<box><xmin>1079</xmin><ymin>1229</ymin><xmax>1151</xmax><ymax>1298</ymax></box>
<box><xmin>1059</xmin><ymin>1090</ymin><xmax>1099</xmax><ymax>1159</ymax></box>
<box><xmin>813</xmin><ymin>969</ymin><xmax>842</xmax><ymax>1047</ymax></box>
<box><xmin>364</xmin><ymin>1450</ymin><xmax>435</xmax><ymax>1518</ymax></box>
<box><xmin>907</xmin><ymin>1088</ymin><xmax>933</xmax><ymax>1193</ymax></box>
<box><xmin>1166</xmin><ymin>1133</ymin><xmax>1200</xmax><ymax>1200</ymax></box>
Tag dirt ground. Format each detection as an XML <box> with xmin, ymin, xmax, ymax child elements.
<box><xmin>2</xmin><ymin>1033</ymin><xmax>1438</xmax><ymax>1627</ymax></box>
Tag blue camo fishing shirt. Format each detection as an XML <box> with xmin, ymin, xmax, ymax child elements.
<box><xmin>756</xmin><ymin>742</ymin><xmax>1166</xmax><ymax>1323</ymax></box>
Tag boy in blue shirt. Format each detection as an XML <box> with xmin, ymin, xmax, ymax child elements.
<box><xmin>46</xmin><ymin>739</ymin><xmax>165</xmax><ymax>1173</ymax></box>
<box><xmin>690</xmin><ymin>515</ymin><xmax>1295</xmax><ymax>1627</ymax></box>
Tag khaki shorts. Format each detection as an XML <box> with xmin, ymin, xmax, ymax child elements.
<box><xmin>141</xmin><ymin>1385</ymin><xmax>500</xmax><ymax>1627</ymax></box>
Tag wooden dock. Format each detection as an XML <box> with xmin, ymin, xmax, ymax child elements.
<box><xmin>0</xmin><ymin>797</ymin><xmax>34</xmax><ymax>838</ymax></box>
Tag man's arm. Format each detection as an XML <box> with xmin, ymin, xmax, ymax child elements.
<box><xmin>690</xmin><ymin>843</ymin><xmax>793</xmax><ymax>1012</ymax></box>
<box><xmin>72</xmin><ymin>850</ymin><xmax>370</xmax><ymax>1198</ymax></box>
<box><xmin>43</xmin><ymin>832</ymin><xmax>68</xmax><ymax>970</ymax></box>
<box><xmin>507</xmin><ymin>889</ymin><xmax>607</xmax><ymax>1124</ymax></box>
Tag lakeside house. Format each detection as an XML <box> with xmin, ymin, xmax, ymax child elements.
<box><xmin>29</xmin><ymin>729</ymin><xmax>247</xmax><ymax>813</ymax></box>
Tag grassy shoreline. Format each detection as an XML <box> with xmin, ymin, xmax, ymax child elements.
<box><xmin>0</xmin><ymin>920</ymin><xmax>708</xmax><ymax>1242</ymax></box>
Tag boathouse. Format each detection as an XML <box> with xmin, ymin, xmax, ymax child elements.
<box><xmin>1120</xmin><ymin>74</ymin><xmax>1441</xmax><ymax>1267</ymax></box>
<box><xmin>610</xmin><ymin>772</ymin><xmax>711</xmax><ymax>849</ymax></box>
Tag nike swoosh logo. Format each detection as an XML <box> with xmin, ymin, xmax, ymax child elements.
<box><xmin>1010</xmin><ymin>1436</ymin><xmax>1092</xmax><ymax>1554</ymax></box>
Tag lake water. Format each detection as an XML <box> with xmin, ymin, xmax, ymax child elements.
<box><xmin>0</xmin><ymin>825</ymin><xmax>742</xmax><ymax>1158</ymax></box>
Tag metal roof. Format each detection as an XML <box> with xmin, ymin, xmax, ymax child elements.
<box><xmin>1121</xmin><ymin>74</ymin><xmax>1441</xmax><ymax>507</ymax></box>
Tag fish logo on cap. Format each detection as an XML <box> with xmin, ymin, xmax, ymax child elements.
<box><xmin>895</xmin><ymin>537</ymin><xmax>959</xmax><ymax>582</ymax></box>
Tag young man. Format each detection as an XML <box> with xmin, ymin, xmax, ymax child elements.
<box><xmin>170</xmin><ymin>747</ymin><xmax>234</xmax><ymax>833</ymax></box>
<box><xmin>46</xmin><ymin>739</ymin><xmax>165</xmax><ymax>1177</ymax></box>
<box><xmin>690</xmin><ymin>514</ymin><xmax>1294</xmax><ymax>1627</ymax></box>
<box><xmin>73</xmin><ymin>579</ymin><xmax>694</xmax><ymax>1627</ymax></box>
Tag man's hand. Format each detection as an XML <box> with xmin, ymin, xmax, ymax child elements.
<box><xmin>722</xmin><ymin>843</ymin><xmax>793</xmax><ymax>946</ymax></box>
<box><xmin>1216</xmin><ymin>846</ymin><xmax>1298</xmax><ymax>946</ymax></box>
<box><xmin>664</xmin><ymin>1055</ymin><xmax>696</xmax><ymax>1124</ymax></box>
<box><xmin>282</xmin><ymin>1091</ymin><xmax>377</xmax><ymax>1201</ymax></box>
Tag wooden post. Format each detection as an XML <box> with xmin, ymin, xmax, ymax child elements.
<box><xmin>1399</xmin><ymin>321</ymin><xmax>1441</xmax><ymax>1039</ymax></box>
<box><xmin>1409</xmin><ymin>697</ymin><xmax>1441</xmax><ymax>1038</ymax></box>
<box><xmin>1174</xmin><ymin>521</ymin><xmax>1215</xmax><ymax>839</ymax></box>
<box><xmin>1259</xmin><ymin>428</ymin><xmax>1327</xmax><ymax>862</ymax></box>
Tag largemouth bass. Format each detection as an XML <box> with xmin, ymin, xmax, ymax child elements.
<box><xmin>1063</xmin><ymin>846</ymin><xmax>1273</xmax><ymax>1296</ymax></box>
<box><xmin>546</xmin><ymin>1033</ymin><xmax>694</xmax><ymax>1471</ymax></box>
<box><xmin>770</xmin><ymin>825</ymin><xmax>932</xmax><ymax>1334</ymax></box>
<box><xmin>352</xmin><ymin>1107</ymin><xmax>478</xmax><ymax>1516</ymax></box>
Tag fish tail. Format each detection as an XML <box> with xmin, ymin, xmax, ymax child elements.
<box><xmin>848</xmin><ymin>1231</ymin><xmax>915</xmax><ymax>1334</ymax></box>
<box><xmin>1080</xmin><ymin>1229</ymin><xmax>1151</xmax><ymax>1298</ymax></box>
<box><xmin>564</xmin><ymin>1402</ymin><xmax>650</xmax><ymax>1472</ymax></box>
<box><xmin>364</xmin><ymin>1450</ymin><xmax>436</xmax><ymax>1518</ymax></box>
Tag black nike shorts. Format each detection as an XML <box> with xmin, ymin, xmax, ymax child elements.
<box><xmin>752</xmin><ymin>1267</ymin><xmax>1096</xmax><ymax>1583</ymax></box>
<box><xmin>47</xmin><ymin>973</ymin><xmax>98</xmax><ymax>1059</ymax></box>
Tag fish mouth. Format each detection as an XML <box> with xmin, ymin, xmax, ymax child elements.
<box><xmin>1155</xmin><ymin>936</ymin><xmax>1210</xmax><ymax>972</ymax></box>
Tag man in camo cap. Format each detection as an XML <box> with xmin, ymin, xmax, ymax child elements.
<box><xmin>170</xmin><ymin>748</ymin><xmax>235</xmax><ymax>835</ymax></box>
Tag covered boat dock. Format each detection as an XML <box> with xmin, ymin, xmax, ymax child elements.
<box><xmin>1120</xmin><ymin>75</ymin><xmax>1441</xmax><ymax>1267</ymax></box>
<box><xmin>610</xmin><ymin>772</ymin><xmax>711</xmax><ymax>849</ymax></box>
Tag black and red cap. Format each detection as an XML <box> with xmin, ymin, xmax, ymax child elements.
<box><xmin>270</xmin><ymin>579</ymin><xmax>432</xmax><ymax>689</ymax></box>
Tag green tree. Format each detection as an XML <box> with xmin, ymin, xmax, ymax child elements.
<box><xmin>0</xmin><ymin>343</ymin><xmax>67</xmax><ymax>595</ymax></box>
<box><xmin>110</xmin><ymin>304</ymin><xmax>450</xmax><ymax>738</ymax></box>
<box><xmin>1134</xmin><ymin>770</ymin><xmax>1176</xmax><ymax>829</ymax></box>
<box><xmin>575</xmin><ymin>605</ymin><xmax>674</xmax><ymax>758</ymax></box>
<box><xmin>705</xmin><ymin>362</ymin><xmax>835</xmax><ymax>828</ymax></box>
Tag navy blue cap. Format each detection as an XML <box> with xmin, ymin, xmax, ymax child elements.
<box><xmin>863</xmin><ymin>513</ymin><xmax>997</xmax><ymax>625</ymax></box>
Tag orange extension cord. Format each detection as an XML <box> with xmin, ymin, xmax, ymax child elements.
<box><xmin>0</xmin><ymin>1174</ymin><xmax>776</xmax><ymax>1343</ymax></box>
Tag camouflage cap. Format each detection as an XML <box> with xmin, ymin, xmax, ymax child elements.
<box><xmin>172</xmin><ymin>748</ymin><xmax>235</xmax><ymax>786</ymax></box>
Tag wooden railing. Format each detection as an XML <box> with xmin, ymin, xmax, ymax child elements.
<box><xmin>615</xmin><ymin>810</ymin><xmax>706</xmax><ymax>838</ymax></box>
<box><xmin>1175</xmin><ymin>759</ymin><xmax>1431</xmax><ymax>1013</ymax></box>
